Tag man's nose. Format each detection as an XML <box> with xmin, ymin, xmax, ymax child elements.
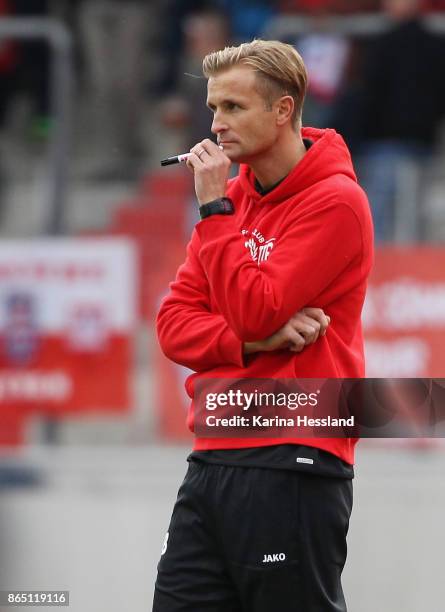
<box><xmin>211</xmin><ymin>112</ymin><xmax>227</xmax><ymax>135</ymax></box>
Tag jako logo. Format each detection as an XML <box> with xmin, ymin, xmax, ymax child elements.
<box><xmin>262</xmin><ymin>553</ymin><xmax>286</xmax><ymax>563</ymax></box>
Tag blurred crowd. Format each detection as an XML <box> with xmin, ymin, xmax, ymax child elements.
<box><xmin>1</xmin><ymin>0</ymin><xmax>445</xmax><ymax>241</ymax></box>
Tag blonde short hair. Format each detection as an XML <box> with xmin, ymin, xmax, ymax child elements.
<box><xmin>202</xmin><ymin>39</ymin><xmax>307</xmax><ymax>128</ymax></box>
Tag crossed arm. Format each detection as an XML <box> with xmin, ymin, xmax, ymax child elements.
<box><xmin>244</xmin><ymin>307</ymin><xmax>330</xmax><ymax>356</ymax></box>
<box><xmin>156</xmin><ymin>232</ymin><xmax>330</xmax><ymax>372</ymax></box>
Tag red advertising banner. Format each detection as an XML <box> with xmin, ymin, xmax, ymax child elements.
<box><xmin>0</xmin><ymin>238</ymin><xmax>137</xmax><ymax>425</ymax></box>
<box><xmin>364</xmin><ymin>247</ymin><xmax>445</xmax><ymax>377</ymax></box>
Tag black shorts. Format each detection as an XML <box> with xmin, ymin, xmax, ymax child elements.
<box><xmin>153</xmin><ymin>460</ymin><xmax>353</xmax><ymax>612</ymax></box>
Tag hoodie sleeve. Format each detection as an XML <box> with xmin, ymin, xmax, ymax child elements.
<box><xmin>195</xmin><ymin>198</ymin><xmax>365</xmax><ymax>342</ymax></box>
<box><xmin>156</xmin><ymin>229</ymin><xmax>245</xmax><ymax>371</ymax></box>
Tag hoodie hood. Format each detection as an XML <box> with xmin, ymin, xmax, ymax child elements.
<box><xmin>237</xmin><ymin>128</ymin><xmax>357</xmax><ymax>204</ymax></box>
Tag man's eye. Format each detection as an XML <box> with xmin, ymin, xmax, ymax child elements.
<box><xmin>226</xmin><ymin>102</ymin><xmax>239</xmax><ymax>111</ymax></box>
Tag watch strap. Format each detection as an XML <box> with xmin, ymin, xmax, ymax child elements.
<box><xmin>199</xmin><ymin>197</ymin><xmax>234</xmax><ymax>220</ymax></box>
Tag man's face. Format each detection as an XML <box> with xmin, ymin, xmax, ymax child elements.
<box><xmin>206</xmin><ymin>65</ymin><xmax>282</xmax><ymax>164</ymax></box>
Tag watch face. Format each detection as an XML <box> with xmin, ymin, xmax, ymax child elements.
<box><xmin>221</xmin><ymin>199</ymin><xmax>233</xmax><ymax>213</ymax></box>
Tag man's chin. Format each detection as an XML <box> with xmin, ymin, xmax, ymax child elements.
<box><xmin>225</xmin><ymin>147</ymin><xmax>258</xmax><ymax>165</ymax></box>
<box><xmin>221</xmin><ymin>144</ymin><xmax>241</xmax><ymax>161</ymax></box>
<box><xmin>224</xmin><ymin>150</ymin><xmax>243</xmax><ymax>163</ymax></box>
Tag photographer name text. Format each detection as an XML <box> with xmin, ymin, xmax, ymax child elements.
<box><xmin>205</xmin><ymin>415</ymin><xmax>355</xmax><ymax>428</ymax></box>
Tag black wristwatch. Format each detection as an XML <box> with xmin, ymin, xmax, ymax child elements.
<box><xmin>199</xmin><ymin>197</ymin><xmax>234</xmax><ymax>220</ymax></box>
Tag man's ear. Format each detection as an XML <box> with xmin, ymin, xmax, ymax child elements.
<box><xmin>275</xmin><ymin>95</ymin><xmax>294</xmax><ymax>126</ymax></box>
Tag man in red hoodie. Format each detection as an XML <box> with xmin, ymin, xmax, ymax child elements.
<box><xmin>153</xmin><ymin>39</ymin><xmax>373</xmax><ymax>612</ymax></box>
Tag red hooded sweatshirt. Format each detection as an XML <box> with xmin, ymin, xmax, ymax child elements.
<box><xmin>157</xmin><ymin>127</ymin><xmax>374</xmax><ymax>464</ymax></box>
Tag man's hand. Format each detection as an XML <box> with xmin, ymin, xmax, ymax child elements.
<box><xmin>186</xmin><ymin>139</ymin><xmax>231</xmax><ymax>205</ymax></box>
<box><xmin>244</xmin><ymin>308</ymin><xmax>330</xmax><ymax>355</ymax></box>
